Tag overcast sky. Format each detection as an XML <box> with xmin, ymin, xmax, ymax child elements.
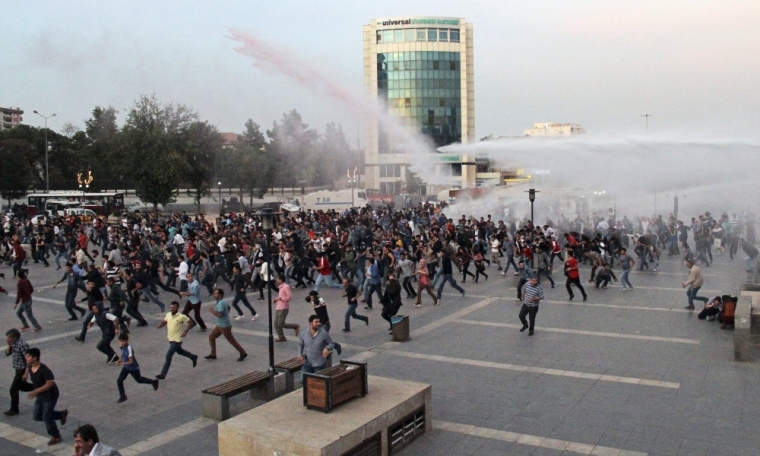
<box><xmin>4</xmin><ymin>0</ymin><xmax>759</xmax><ymax>141</ymax></box>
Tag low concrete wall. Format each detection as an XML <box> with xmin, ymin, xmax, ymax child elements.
<box><xmin>735</xmin><ymin>295</ymin><xmax>752</xmax><ymax>362</ymax></box>
<box><xmin>218</xmin><ymin>375</ymin><xmax>432</xmax><ymax>456</ymax></box>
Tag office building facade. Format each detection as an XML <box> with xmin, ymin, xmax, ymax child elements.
<box><xmin>363</xmin><ymin>17</ymin><xmax>475</xmax><ymax>194</ymax></box>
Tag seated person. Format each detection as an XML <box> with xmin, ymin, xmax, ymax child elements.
<box><xmin>594</xmin><ymin>263</ymin><xmax>617</xmax><ymax>289</ymax></box>
<box><xmin>697</xmin><ymin>296</ymin><xmax>722</xmax><ymax>321</ymax></box>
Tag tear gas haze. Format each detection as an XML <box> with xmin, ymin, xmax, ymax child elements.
<box><xmin>228</xmin><ymin>29</ymin><xmax>759</xmax><ymax>225</ymax></box>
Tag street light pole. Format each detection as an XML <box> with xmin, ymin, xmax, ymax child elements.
<box><xmin>641</xmin><ymin>114</ymin><xmax>652</xmax><ymax>133</ymax></box>
<box><xmin>33</xmin><ymin>111</ymin><xmax>56</xmax><ymax>193</ymax></box>
<box><xmin>259</xmin><ymin>208</ymin><xmax>280</xmax><ymax>371</ymax></box>
<box><xmin>526</xmin><ymin>189</ymin><xmax>539</xmax><ymax>269</ymax></box>
<box><xmin>77</xmin><ymin>171</ymin><xmax>93</xmax><ymax>205</ymax></box>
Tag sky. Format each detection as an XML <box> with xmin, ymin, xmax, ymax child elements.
<box><xmin>3</xmin><ymin>0</ymin><xmax>760</xmax><ymax>141</ymax></box>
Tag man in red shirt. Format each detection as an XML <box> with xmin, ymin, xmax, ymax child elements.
<box><xmin>312</xmin><ymin>252</ymin><xmax>341</xmax><ymax>292</ymax></box>
<box><xmin>15</xmin><ymin>271</ymin><xmax>42</xmax><ymax>332</ymax></box>
<box><xmin>564</xmin><ymin>251</ymin><xmax>587</xmax><ymax>301</ymax></box>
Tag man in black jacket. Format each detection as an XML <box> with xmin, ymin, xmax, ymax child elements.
<box><xmin>381</xmin><ymin>274</ymin><xmax>402</xmax><ymax>332</ymax></box>
<box><xmin>341</xmin><ymin>278</ymin><xmax>368</xmax><ymax>332</ymax></box>
<box><xmin>435</xmin><ymin>251</ymin><xmax>465</xmax><ymax>304</ymax></box>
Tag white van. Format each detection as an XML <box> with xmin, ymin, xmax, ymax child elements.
<box><xmin>44</xmin><ymin>200</ymin><xmax>81</xmax><ymax>217</ymax></box>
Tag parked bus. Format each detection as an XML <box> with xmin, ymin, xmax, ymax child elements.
<box><xmin>26</xmin><ymin>192</ymin><xmax>125</xmax><ymax>217</ymax></box>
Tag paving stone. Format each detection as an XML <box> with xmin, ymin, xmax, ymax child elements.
<box><xmin>0</xmin><ymin>252</ymin><xmax>756</xmax><ymax>455</ymax></box>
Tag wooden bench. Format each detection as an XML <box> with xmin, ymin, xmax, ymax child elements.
<box><xmin>202</xmin><ymin>371</ymin><xmax>274</xmax><ymax>420</ymax></box>
<box><xmin>274</xmin><ymin>355</ymin><xmax>333</xmax><ymax>394</ymax></box>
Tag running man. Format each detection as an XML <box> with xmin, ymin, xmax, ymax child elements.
<box><xmin>156</xmin><ymin>301</ymin><xmax>198</xmax><ymax>379</ymax></box>
<box><xmin>618</xmin><ymin>248</ymin><xmax>635</xmax><ymax>291</ymax></box>
<box><xmin>564</xmin><ymin>251</ymin><xmax>587</xmax><ymax>301</ymax></box>
<box><xmin>206</xmin><ymin>289</ymin><xmax>247</xmax><ymax>361</ymax></box>
<box><xmin>115</xmin><ymin>333</ymin><xmax>158</xmax><ymax>403</ymax></box>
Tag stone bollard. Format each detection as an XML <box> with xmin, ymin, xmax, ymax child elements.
<box><xmin>735</xmin><ymin>296</ymin><xmax>751</xmax><ymax>362</ymax></box>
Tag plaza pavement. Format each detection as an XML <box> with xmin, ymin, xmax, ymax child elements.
<box><xmin>0</xmin><ymin>249</ymin><xmax>756</xmax><ymax>456</ymax></box>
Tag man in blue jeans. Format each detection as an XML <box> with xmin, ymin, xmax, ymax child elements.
<box><xmin>618</xmin><ymin>248</ymin><xmax>636</xmax><ymax>291</ymax></box>
<box><xmin>682</xmin><ymin>260</ymin><xmax>708</xmax><ymax>310</ymax></box>
<box><xmin>342</xmin><ymin>278</ymin><xmax>368</xmax><ymax>332</ymax></box>
<box><xmin>155</xmin><ymin>301</ymin><xmax>198</xmax><ymax>379</ymax></box>
<box><xmin>52</xmin><ymin>264</ymin><xmax>87</xmax><ymax>321</ymax></box>
<box><xmin>436</xmin><ymin>252</ymin><xmax>465</xmax><ymax>304</ymax></box>
<box><xmin>24</xmin><ymin>347</ymin><xmax>68</xmax><ymax>446</ymax></box>
<box><xmin>361</xmin><ymin>256</ymin><xmax>383</xmax><ymax>310</ymax></box>
<box><xmin>297</xmin><ymin>315</ymin><xmax>339</xmax><ymax>376</ymax></box>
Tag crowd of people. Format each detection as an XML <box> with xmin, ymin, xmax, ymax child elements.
<box><xmin>1</xmin><ymin>201</ymin><xmax>754</xmax><ymax>448</ymax></box>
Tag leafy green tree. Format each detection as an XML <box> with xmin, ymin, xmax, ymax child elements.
<box><xmin>0</xmin><ymin>139</ymin><xmax>34</xmax><ymax>205</ymax></box>
<box><xmin>266</xmin><ymin>110</ymin><xmax>318</xmax><ymax>187</ymax></box>
<box><xmin>182</xmin><ymin>121</ymin><xmax>223</xmax><ymax>213</ymax></box>
<box><xmin>405</xmin><ymin>169</ymin><xmax>425</xmax><ymax>195</ymax></box>
<box><xmin>120</xmin><ymin>95</ymin><xmax>196</xmax><ymax>210</ymax></box>
<box><xmin>234</xmin><ymin>119</ymin><xmax>276</xmax><ymax>203</ymax></box>
<box><xmin>81</xmin><ymin>107</ymin><xmax>122</xmax><ymax>189</ymax></box>
<box><xmin>316</xmin><ymin>122</ymin><xmax>354</xmax><ymax>186</ymax></box>
<box><xmin>0</xmin><ymin>125</ymin><xmax>47</xmax><ymax>187</ymax></box>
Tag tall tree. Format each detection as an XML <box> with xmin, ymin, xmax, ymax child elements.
<box><xmin>120</xmin><ymin>95</ymin><xmax>196</xmax><ymax>210</ymax></box>
<box><xmin>0</xmin><ymin>139</ymin><xmax>34</xmax><ymax>205</ymax></box>
<box><xmin>182</xmin><ymin>121</ymin><xmax>223</xmax><ymax>213</ymax></box>
<box><xmin>316</xmin><ymin>122</ymin><xmax>353</xmax><ymax>186</ymax></box>
<box><xmin>82</xmin><ymin>107</ymin><xmax>122</xmax><ymax>189</ymax></box>
<box><xmin>266</xmin><ymin>110</ymin><xmax>318</xmax><ymax>187</ymax></box>
<box><xmin>233</xmin><ymin>119</ymin><xmax>276</xmax><ymax>203</ymax></box>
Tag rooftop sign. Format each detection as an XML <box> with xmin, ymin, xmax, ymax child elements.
<box><xmin>377</xmin><ymin>18</ymin><xmax>460</xmax><ymax>28</ymax></box>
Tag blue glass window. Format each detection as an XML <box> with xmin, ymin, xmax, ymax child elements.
<box><xmin>394</xmin><ymin>30</ymin><xmax>404</xmax><ymax>42</ymax></box>
<box><xmin>416</xmin><ymin>29</ymin><xmax>426</xmax><ymax>41</ymax></box>
<box><xmin>383</xmin><ymin>30</ymin><xmax>393</xmax><ymax>43</ymax></box>
<box><xmin>427</xmin><ymin>29</ymin><xmax>437</xmax><ymax>42</ymax></box>
<box><xmin>439</xmin><ymin>30</ymin><xmax>448</xmax><ymax>41</ymax></box>
<box><xmin>405</xmin><ymin>29</ymin><xmax>415</xmax><ymax>42</ymax></box>
<box><xmin>450</xmin><ymin>29</ymin><xmax>460</xmax><ymax>42</ymax></box>
<box><xmin>377</xmin><ymin>51</ymin><xmax>462</xmax><ymax>151</ymax></box>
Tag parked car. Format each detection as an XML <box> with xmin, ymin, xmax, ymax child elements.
<box><xmin>63</xmin><ymin>208</ymin><xmax>99</xmax><ymax>223</ymax></box>
<box><xmin>221</xmin><ymin>197</ymin><xmax>242</xmax><ymax>213</ymax></box>
<box><xmin>280</xmin><ymin>203</ymin><xmax>301</xmax><ymax>213</ymax></box>
<box><xmin>127</xmin><ymin>202</ymin><xmax>163</xmax><ymax>213</ymax></box>
<box><xmin>250</xmin><ymin>201</ymin><xmax>281</xmax><ymax>212</ymax></box>
<box><xmin>31</xmin><ymin>214</ymin><xmax>49</xmax><ymax>226</ymax></box>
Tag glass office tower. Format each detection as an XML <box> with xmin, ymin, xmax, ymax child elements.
<box><xmin>363</xmin><ymin>17</ymin><xmax>475</xmax><ymax>195</ymax></box>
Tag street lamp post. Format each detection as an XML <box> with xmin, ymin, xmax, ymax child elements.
<box><xmin>258</xmin><ymin>208</ymin><xmax>281</xmax><ymax>371</ymax></box>
<box><xmin>348</xmin><ymin>167</ymin><xmax>357</xmax><ymax>208</ymax></box>
<box><xmin>526</xmin><ymin>189</ymin><xmax>539</xmax><ymax>268</ymax></box>
<box><xmin>217</xmin><ymin>181</ymin><xmax>222</xmax><ymax>210</ymax></box>
<box><xmin>77</xmin><ymin>171</ymin><xmax>93</xmax><ymax>206</ymax></box>
<box><xmin>33</xmin><ymin>111</ymin><xmax>56</xmax><ymax>193</ymax></box>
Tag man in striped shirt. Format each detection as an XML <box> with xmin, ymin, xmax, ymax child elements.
<box><xmin>519</xmin><ymin>276</ymin><xmax>544</xmax><ymax>336</ymax></box>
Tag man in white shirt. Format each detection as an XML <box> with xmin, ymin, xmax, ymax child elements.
<box><xmin>490</xmin><ymin>238</ymin><xmax>502</xmax><ymax>271</ymax></box>
<box><xmin>173</xmin><ymin>232</ymin><xmax>185</xmax><ymax>254</ymax></box>
<box><xmin>177</xmin><ymin>258</ymin><xmax>189</xmax><ymax>292</ymax></box>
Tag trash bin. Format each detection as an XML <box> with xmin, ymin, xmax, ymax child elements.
<box><xmin>391</xmin><ymin>315</ymin><xmax>410</xmax><ymax>341</ymax></box>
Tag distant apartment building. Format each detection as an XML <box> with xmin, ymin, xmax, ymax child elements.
<box><xmin>220</xmin><ymin>132</ymin><xmax>241</xmax><ymax>149</ymax></box>
<box><xmin>0</xmin><ymin>107</ymin><xmax>24</xmax><ymax>131</ymax></box>
<box><xmin>524</xmin><ymin>122</ymin><xmax>585</xmax><ymax>137</ymax></box>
